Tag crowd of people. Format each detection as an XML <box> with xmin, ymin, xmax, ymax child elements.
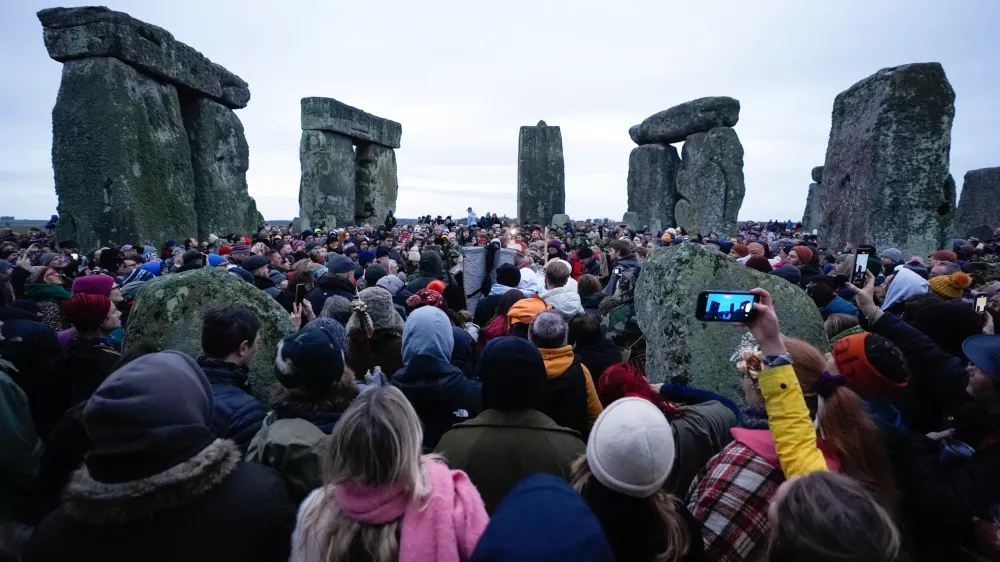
<box><xmin>2</xmin><ymin>209</ymin><xmax>1000</xmax><ymax>561</ymax></box>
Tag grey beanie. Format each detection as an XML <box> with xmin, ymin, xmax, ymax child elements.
<box><xmin>376</xmin><ymin>274</ymin><xmax>405</xmax><ymax>295</ymax></box>
<box><xmin>347</xmin><ymin>287</ymin><xmax>404</xmax><ymax>336</ymax></box>
<box><xmin>586</xmin><ymin>397</ymin><xmax>675</xmax><ymax>498</ymax></box>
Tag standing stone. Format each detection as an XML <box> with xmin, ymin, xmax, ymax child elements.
<box><xmin>354</xmin><ymin>143</ymin><xmax>398</xmax><ymax>226</ymax></box>
<box><xmin>627</xmin><ymin>144</ymin><xmax>681</xmax><ymax>229</ymax></box>
<box><xmin>956</xmin><ymin>167</ymin><xmax>1000</xmax><ymax>237</ymax></box>
<box><xmin>675</xmin><ymin>127</ymin><xmax>745</xmax><ymax>237</ymax></box>
<box><xmin>183</xmin><ymin>98</ymin><xmax>263</xmax><ymax>239</ymax></box>
<box><xmin>299</xmin><ymin>130</ymin><xmax>356</xmax><ymax>230</ymax></box>
<box><xmin>819</xmin><ymin>63</ymin><xmax>956</xmax><ymax>257</ymax></box>
<box><xmin>52</xmin><ymin>57</ymin><xmax>197</xmax><ymax>250</ymax></box>
<box><xmin>551</xmin><ymin>214</ymin><xmax>571</xmax><ymax>227</ymax></box>
<box><xmin>802</xmin><ymin>183</ymin><xmax>822</xmax><ymax>231</ymax></box>
<box><xmin>630</xmin><ymin>97</ymin><xmax>740</xmax><ymax>145</ymax></box>
<box><xmin>635</xmin><ymin>244</ymin><xmax>829</xmax><ymax>400</ymax></box>
<box><xmin>124</xmin><ymin>268</ymin><xmax>294</xmax><ymax>400</ymax></box>
<box><xmin>517</xmin><ymin>120</ymin><xmax>565</xmax><ymax>225</ymax></box>
<box><xmin>622</xmin><ymin>212</ymin><xmax>641</xmax><ymax>231</ymax></box>
<box><xmin>290</xmin><ymin>217</ymin><xmax>303</xmax><ymax>234</ymax></box>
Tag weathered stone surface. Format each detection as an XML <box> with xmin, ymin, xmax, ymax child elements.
<box><xmin>299</xmin><ymin>130</ymin><xmax>355</xmax><ymax>230</ymax></box>
<box><xmin>517</xmin><ymin>121</ymin><xmax>565</xmax><ymax>225</ymax></box>
<box><xmin>463</xmin><ymin>245</ymin><xmax>486</xmax><ymax>312</ymax></box>
<box><xmin>628</xmin><ymin>125</ymin><xmax>641</xmax><ymax>145</ymax></box>
<box><xmin>811</xmin><ymin>166</ymin><xmax>824</xmax><ymax>183</ymax></box>
<box><xmin>967</xmin><ymin>225</ymin><xmax>996</xmax><ymax>241</ymax></box>
<box><xmin>290</xmin><ymin>217</ymin><xmax>304</xmax><ymax>234</ymax></box>
<box><xmin>622</xmin><ymin>212</ymin><xmax>641</xmax><ymax>230</ymax></box>
<box><xmin>38</xmin><ymin>7</ymin><xmax>249</xmax><ymax>109</ymax></box>
<box><xmin>551</xmin><ymin>214</ymin><xmax>571</xmax><ymax>227</ymax></box>
<box><xmin>802</xmin><ymin>183</ymin><xmax>822</xmax><ymax>231</ymax></box>
<box><xmin>52</xmin><ymin>57</ymin><xmax>197</xmax><ymax>250</ymax></box>
<box><xmin>124</xmin><ymin>268</ymin><xmax>294</xmax><ymax>399</ymax></box>
<box><xmin>636</xmin><ymin>244</ymin><xmax>829</xmax><ymax>399</ymax></box>
<box><xmin>354</xmin><ymin>143</ymin><xmax>398</xmax><ymax>226</ymax></box>
<box><xmin>300</xmin><ymin>97</ymin><xmax>401</xmax><ymax>149</ymax></box>
<box><xmin>818</xmin><ymin>63</ymin><xmax>955</xmax><ymax>257</ymax></box>
<box><xmin>183</xmin><ymin>98</ymin><xmax>263</xmax><ymax>239</ymax></box>
<box><xmin>627</xmin><ymin>144</ymin><xmax>680</xmax><ymax>229</ymax></box>
<box><xmin>956</xmin><ymin>167</ymin><xmax>1000</xmax><ymax>237</ymax></box>
<box><xmin>675</xmin><ymin>127</ymin><xmax>745</xmax><ymax>237</ymax></box>
<box><xmin>632</xmin><ymin>97</ymin><xmax>740</xmax><ymax>145</ymax></box>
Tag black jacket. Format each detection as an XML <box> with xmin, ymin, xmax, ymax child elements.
<box><xmin>541</xmin><ymin>360</ymin><xmax>590</xmax><ymax>437</ymax></box>
<box><xmin>306</xmin><ymin>274</ymin><xmax>356</xmax><ymax>314</ymax></box>
<box><xmin>575</xmin><ymin>339</ymin><xmax>622</xmax><ymax>386</ymax></box>
<box><xmin>197</xmin><ymin>358</ymin><xmax>266</xmax><ymax>453</ymax></box>
<box><xmin>64</xmin><ymin>336</ymin><xmax>121</xmax><ymax>407</ymax></box>
<box><xmin>391</xmin><ymin>356</ymin><xmax>482</xmax><ymax>451</ymax></box>
<box><xmin>23</xmin><ymin>440</ymin><xmax>296</xmax><ymax>562</ymax></box>
<box><xmin>473</xmin><ymin>294</ymin><xmax>502</xmax><ymax>327</ymax></box>
<box><xmin>0</xmin><ymin>306</ymin><xmax>67</xmax><ymax>438</ymax></box>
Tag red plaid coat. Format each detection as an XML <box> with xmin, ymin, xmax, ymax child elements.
<box><xmin>686</xmin><ymin>441</ymin><xmax>785</xmax><ymax>562</ymax></box>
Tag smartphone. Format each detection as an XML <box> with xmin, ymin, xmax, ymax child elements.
<box><xmin>696</xmin><ymin>290</ymin><xmax>760</xmax><ymax>322</ymax></box>
<box><xmin>70</xmin><ymin>252</ymin><xmax>79</xmax><ymax>261</ymax></box>
<box><xmin>975</xmin><ymin>292</ymin><xmax>988</xmax><ymax>314</ymax></box>
<box><xmin>294</xmin><ymin>283</ymin><xmax>306</xmax><ymax>305</ymax></box>
<box><xmin>852</xmin><ymin>246</ymin><xmax>874</xmax><ymax>287</ymax></box>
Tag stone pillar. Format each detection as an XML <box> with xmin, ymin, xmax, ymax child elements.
<box><xmin>627</xmin><ymin>144</ymin><xmax>681</xmax><ymax>230</ymax></box>
<box><xmin>354</xmin><ymin>143</ymin><xmax>398</xmax><ymax>226</ymax></box>
<box><xmin>956</xmin><ymin>167</ymin><xmax>1000</xmax><ymax>237</ymax></box>
<box><xmin>517</xmin><ymin>120</ymin><xmax>565</xmax><ymax>225</ymax></box>
<box><xmin>802</xmin><ymin>166</ymin><xmax>823</xmax><ymax>231</ymax></box>
<box><xmin>52</xmin><ymin>57</ymin><xmax>197</xmax><ymax>249</ymax></box>
<box><xmin>299</xmin><ymin>130</ymin><xmax>356</xmax><ymax>230</ymax></box>
<box><xmin>675</xmin><ymin>127</ymin><xmax>745</xmax><ymax>237</ymax></box>
<box><xmin>818</xmin><ymin>63</ymin><xmax>955</xmax><ymax>257</ymax></box>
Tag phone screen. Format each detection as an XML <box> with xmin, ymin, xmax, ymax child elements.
<box><xmin>853</xmin><ymin>247</ymin><xmax>872</xmax><ymax>287</ymax></box>
<box><xmin>294</xmin><ymin>284</ymin><xmax>306</xmax><ymax>304</ymax></box>
<box><xmin>976</xmin><ymin>293</ymin><xmax>988</xmax><ymax>314</ymax></box>
<box><xmin>697</xmin><ymin>291</ymin><xmax>758</xmax><ymax>322</ymax></box>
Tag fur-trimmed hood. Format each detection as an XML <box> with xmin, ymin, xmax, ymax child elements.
<box><xmin>63</xmin><ymin>439</ymin><xmax>241</xmax><ymax>526</ymax></box>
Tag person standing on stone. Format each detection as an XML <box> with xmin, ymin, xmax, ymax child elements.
<box><xmin>196</xmin><ymin>307</ymin><xmax>265</xmax><ymax>454</ymax></box>
<box><xmin>602</xmin><ymin>240</ymin><xmax>639</xmax><ymax>297</ymax></box>
<box><xmin>467</xmin><ymin>207</ymin><xmax>477</xmax><ymax>228</ymax></box>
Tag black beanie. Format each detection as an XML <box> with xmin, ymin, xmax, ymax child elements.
<box><xmin>578</xmin><ymin>247</ymin><xmax>594</xmax><ymax>260</ymax></box>
<box><xmin>478</xmin><ymin>337</ymin><xmax>547</xmax><ymax>411</ymax></box>
<box><xmin>496</xmin><ymin>263</ymin><xmax>520</xmax><ymax>288</ymax></box>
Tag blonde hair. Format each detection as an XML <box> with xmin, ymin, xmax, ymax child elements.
<box><xmin>824</xmin><ymin>313</ymin><xmax>860</xmax><ymax>339</ymax></box>
<box><xmin>570</xmin><ymin>456</ymin><xmax>689</xmax><ymax>562</ymax></box>
<box><xmin>296</xmin><ymin>387</ymin><xmax>435</xmax><ymax>561</ymax></box>
<box><xmin>386</xmin><ymin>259</ymin><xmax>399</xmax><ymax>275</ymax></box>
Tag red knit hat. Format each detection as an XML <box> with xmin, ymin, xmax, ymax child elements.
<box><xmin>63</xmin><ymin>294</ymin><xmax>112</xmax><ymax>331</ymax></box>
<box><xmin>931</xmin><ymin>250</ymin><xmax>957</xmax><ymax>263</ymax></box>
<box><xmin>427</xmin><ymin>280</ymin><xmax>447</xmax><ymax>294</ymax></box>
<box><xmin>219</xmin><ymin>245</ymin><xmax>232</xmax><ymax>256</ymax></box>
<box><xmin>791</xmin><ymin>245</ymin><xmax>813</xmax><ymax>263</ymax></box>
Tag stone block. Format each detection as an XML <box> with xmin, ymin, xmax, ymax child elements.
<box><xmin>124</xmin><ymin>268</ymin><xmax>294</xmax><ymax>399</ymax></box>
<box><xmin>354</xmin><ymin>143</ymin><xmax>398</xmax><ymax>226</ymax></box>
<box><xmin>635</xmin><ymin>244</ymin><xmax>829</xmax><ymax>399</ymax></box>
<box><xmin>818</xmin><ymin>63</ymin><xmax>955</xmax><ymax>257</ymax></box>
<box><xmin>811</xmin><ymin>166</ymin><xmax>824</xmax><ymax>183</ymax></box>
<box><xmin>802</xmin><ymin>183</ymin><xmax>822</xmax><ymax>232</ymax></box>
<box><xmin>675</xmin><ymin>127</ymin><xmax>745</xmax><ymax>237</ymax></box>
<box><xmin>551</xmin><ymin>214</ymin><xmax>571</xmax><ymax>227</ymax></box>
<box><xmin>52</xmin><ymin>57</ymin><xmax>197</xmax><ymax>250</ymax></box>
<box><xmin>298</xmin><ymin>130</ymin><xmax>355</xmax><ymax>231</ymax></box>
<box><xmin>627</xmin><ymin>144</ymin><xmax>680</xmax><ymax>229</ymax></box>
<box><xmin>956</xmin><ymin>167</ymin><xmax>1000</xmax><ymax>237</ymax></box>
<box><xmin>631</xmin><ymin>97</ymin><xmax>740</xmax><ymax>145</ymax></box>
<box><xmin>300</xmin><ymin>97</ymin><xmax>401</xmax><ymax>148</ymax></box>
<box><xmin>517</xmin><ymin>120</ymin><xmax>565</xmax><ymax>225</ymax></box>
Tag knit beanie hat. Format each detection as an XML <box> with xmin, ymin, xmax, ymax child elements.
<box><xmin>931</xmin><ymin>250</ymin><xmax>958</xmax><ymax>263</ymax></box>
<box><xmin>207</xmin><ymin>253</ymin><xmax>227</xmax><ymax>267</ymax></box>
<box><xmin>347</xmin><ymin>287</ymin><xmax>404</xmax><ymax>336</ymax></box>
<box><xmin>881</xmin><ymin>248</ymin><xmax>903</xmax><ymax>264</ymax></box>
<box><xmin>598</xmin><ymin>363</ymin><xmax>677</xmax><ymax>416</ymax></box>
<box><xmin>219</xmin><ymin>245</ymin><xmax>232</xmax><ymax>256</ymax></box>
<box><xmin>731</xmin><ymin>244</ymin><xmax>750</xmax><ymax>257</ymax></box>
<box><xmin>791</xmin><ymin>245</ymin><xmax>813</xmax><ymax>263</ymax></box>
<box><xmin>63</xmin><ymin>293</ymin><xmax>112</xmax><ymax>331</ymax></box>
<box><xmin>376</xmin><ymin>274</ymin><xmax>404</xmax><ymax>295</ymax></box>
<box><xmin>478</xmin><ymin>337</ymin><xmax>548</xmax><ymax>411</ymax></box>
<box><xmin>406</xmin><ymin>288</ymin><xmax>445</xmax><ymax>310</ymax></box>
<box><xmin>408</xmin><ymin>249</ymin><xmax>421</xmax><ymax>262</ymax></box>
<box><xmin>745</xmin><ymin>256</ymin><xmax>772</xmax><ymax>273</ymax></box>
<box><xmin>832</xmin><ymin>333</ymin><xmax>907</xmax><ymax>398</ymax></box>
<box><xmin>39</xmin><ymin>252</ymin><xmax>59</xmax><ymax>267</ymax></box>
<box><xmin>358</xmin><ymin>250</ymin><xmax>376</xmax><ymax>267</ymax></box>
<box><xmin>495</xmin><ymin>263</ymin><xmax>521</xmax><ymax>287</ymax></box>
<box><xmin>72</xmin><ymin>274</ymin><xmax>116</xmax><ymax>296</ymax></box>
<box><xmin>364</xmin><ymin>265</ymin><xmax>387</xmax><ymax>288</ymax></box>
<box><xmin>748</xmin><ymin>242</ymin><xmax>765</xmax><ymax>257</ymax></box>
<box><xmin>928</xmin><ymin>271</ymin><xmax>971</xmax><ymax>299</ymax></box>
<box><xmin>375</xmin><ymin>247</ymin><xmax>390</xmax><ymax>259</ymax></box>
<box><xmin>586</xmin><ymin>398</ymin><xmax>675</xmax><ymax>498</ymax></box>
<box><xmin>427</xmin><ymin>280</ymin><xmax>447</xmax><ymax>294</ymax></box>
<box><xmin>275</xmin><ymin>326</ymin><xmax>345</xmax><ymax>396</ymax></box>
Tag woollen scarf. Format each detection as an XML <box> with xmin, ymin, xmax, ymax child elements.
<box><xmin>333</xmin><ymin>460</ymin><xmax>487</xmax><ymax>562</ymax></box>
<box><xmin>24</xmin><ymin>283</ymin><xmax>72</xmax><ymax>302</ymax></box>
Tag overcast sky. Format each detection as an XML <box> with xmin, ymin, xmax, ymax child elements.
<box><xmin>2</xmin><ymin>1</ymin><xmax>999</xmax><ymax>222</ymax></box>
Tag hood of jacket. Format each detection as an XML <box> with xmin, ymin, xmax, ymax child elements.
<box><xmin>539</xmin><ymin>346</ymin><xmax>576</xmax><ymax>379</ymax></box>
<box><xmin>489</xmin><ymin>283</ymin><xmax>516</xmax><ymax>297</ymax></box>
<box><xmin>882</xmin><ymin>267</ymin><xmax>929</xmax><ymax>310</ymax></box>
<box><xmin>402</xmin><ymin>306</ymin><xmax>454</xmax><ymax>369</ymax></box>
<box><xmin>542</xmin><ymin>286</ymin><xmax>584</xmax><ymax>318</ymax></box>
<box><xmin>417</xmin><ymin>251</ymin><xmax>444</xmax><ymax>278</ymax></box>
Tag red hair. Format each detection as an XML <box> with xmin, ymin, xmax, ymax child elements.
<box><xmin>598</xmin><ymin>363</ymin><xmax>678</xmax><ymax>417</ymax></box>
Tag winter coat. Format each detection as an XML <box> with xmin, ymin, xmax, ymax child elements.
<box><xmin>197</xmin><ymin>357</ymin><xmax>266</xmax><ymax>453</ymax></box>
<box><xmin>581</xmin><ymin>292</ymin><xmax>603</xmax><ymax>315</ymax></box>
<box><xmin>574</xmin><ymin>338</ymin><xmax>622</xmax><ymax>385</ymax></box>
<box><xmin>451</xmin><ymin>325</ymin><xmax>478</xmax><ymax>378</ymax></box>
<box><xmin>0</xmin><ymin>367</ymin><xmax>43</xmax><ymax>521</ymax></box>
<box><xmin>472</xmin><ymin>284</ymin><xmax>515</xmax><ymax>327</ymax></box>
<box><xmin>538</xmin><ymin>346</ymin><xmax>603</xmax><ymax>437</ymax></box>
<box><xmin>435</xmin><ymin>408</ymin><xmax>585</xmax><ymax>514</ymax></box>
<box><xmin>0</xmin><ymin>305</ymin><xmax>66</xmax><ymax>438</ymax></box>
<box><xmin>407</xmin><ymin>251</ymin><xmax>454</xmax><ymax>293</ymax></box>
<box><xmin>306</xmin><ymin>274</ymin><xmax>356</xmax><ymax>314</ymax></box>
<box><xmin>63</xmin><ymin>336</ymin><xmax>121</xmax><ymax>407</ymax></box>
<box><xmin>665</xmin><ymin>402</ymin><xmax>737</xmax><ymax>495</ymax></box>
<box><xmin>477</xmin><ymin>314</ymin><xmax>507</xmax><ymax>354</ymax></box>
<box><xmin>346</xmin><ymin>330</ymin><xmax>403</xmax><ymax>380</ymax></box>
<box><xmin>542</xmin><ymin>286</ymin><xmax>585</xmax><ymax>319</ymax></box>
<box><xmin>23</xmin><ymin>440</ymin><xmax>296</xmax><ymax>562</ymax></box>
<box><xmin>253</xmin><ymin>275</ymin><xmax>280</xmax><ymax>299</ymax></box>
<box><xmin>601</xmin><ymin>255</ymin><xmax>640</xmax><ymax>297</ymax></box>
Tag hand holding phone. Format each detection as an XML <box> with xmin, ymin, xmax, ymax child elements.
<box><xmin>852</xmin><ymin>246</ymin><xmax>874</xmax><ymax>288</ymax></box>
<box><xmin>294</xmin><ymin>283</ymin><xmax>306</xmax><ymax>305</ymax></box>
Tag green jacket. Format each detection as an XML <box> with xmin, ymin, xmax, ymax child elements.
<box><xmin>666</xmin><ymin>401</ymin><xmax>737</xmax><ymax>495</ymax></box>
<box><xmin>246</xmin><ymin>412</ymin><xmax>328</xmax><ymax>502</ymax></box>
<box><xmin>1</xmin><ymin>367</ymin><xmax>43</xmax><ymax>521</ymax></box>
<box><xmin>435</xmin><ymin>409</ymin><xmax>585</xmax><ymax>514</ymax></box>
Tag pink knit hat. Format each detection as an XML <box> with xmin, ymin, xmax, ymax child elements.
<box><xmin>72</xmin><ymin>274</ymin><xmax>116</xmax><ymax>296</ymax></box>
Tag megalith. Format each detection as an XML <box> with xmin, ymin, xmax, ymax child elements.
<box><xmin>635</xmin><ymin>244</ymin><xmax>829</xmax><ymax>400</ymax></box>
<box><xmin>818</xmin><ymin>63</ymin><xmax>956</xmax><ymax>257</ymax></box>
<box><xmin>675</xmin><ymin>127</ymin><xmax>746</xmax><ymax>237</ymax></box>
<box><xmin>299</xmin><ymin>97</ymin><xmax>401</xmax><ymax>230</ymax></box>
<box><xmin>956</xmin><ymin>167</ymin><xmax>1000</xmax><ymax>237</ymax></box>
<box><xmin>630</xmin><ymin>97</ymin><xmax>740</xmax><ymax>145</ymax></box>
<box><xmin>802</xmin><ymin>166</ymin><xmax>824</xmax><ymax>231</ymax></box>
<box><xmin>39</xmin><ymin>6</ymin><xmax>261</xmax><ymax>249</ymax></box>
<box><xmin>517</xmin><ymin>120</ymin><xmax>565</xmax><ymax>225</ymax></box>
<box><xmin>627</xmin><ymin>144</ymin><xmax>681</xmax><ymax>230</ymax></box>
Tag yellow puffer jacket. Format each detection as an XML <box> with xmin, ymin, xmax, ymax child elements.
<box><xmin>758</xmin><ymin>364</ymin><xmax>828</xmax><ymax>478</ymax></box>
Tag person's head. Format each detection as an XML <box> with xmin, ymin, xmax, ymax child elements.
<box><xmin>402</xmin><ymin>306</ymin><xmax>454</xmax><ymax>366</ymax></box>
<box><xmin>274</xmin><ymin>325</ymin><xmax>356</xmax><ymax>406</ymax></box>
<box><xmin>928</xmin><ymin>270</ymin><xmax>971</xmax><ymax>299</ymax></box>
<box><xmin>495</xmin><ymin>263</ymin><xmax>520</xmax><ymax>289</ymax></box>
<box><xmin>201</xmin><ymin>307</ymin><xmax>261</xmax><ymax>365</ymax></box>
<box><xmin>568</xmin><ymin>313</ymin><xmax>603</xmax><ymax>347</ymax></box>
<box><xmin>72</xmin><ymin>274</ymin><xmax>121</xmax><ymax>303</ymax></box>
<box><xmin>578</xmin><ymin>274</ymin><xmax>601</xmax><ymax>297</ymax></box>
<box><xmin>930</xmin><ymin>249</ymin><xmax>958</xmax><ymax>267</ymax></box>
<box><xmin>122</xmin><ymin>257</ymin><xmax>139</xmax><ymax>274</ymax></box>
<box><xmin>442</xmin><ymin>283</ymin><xmax>467</xmax><ymax>313</ymax></box>
<box><xmin>571</xmin><ymin>398</ymin><xmax>686</xmax><ymax>562</ymax></box>
<box><xmin>492</xmin><ymin>289</ymin><xmax>526</xmax><ymax>325</ymax></box>
<box><xmin>962</xmin><ymin>334</ymin><xmax>1000</xmax><ymax>407</ymax></box>
<box><xmin>296</xmin><ymin>386</ymin><xmax>426</xmax><ymax>561</ymax></box>
<box><xmin>32</xmin><ymin>266</ymin><xmax>62</xmax><ymax>285</ymax></box>
<box><xmin>63</xmin><ymin>293</ymin><xmax>120</xmax><ymax>336</ymax></box>
<box><xmin>478</xmin><ymin>337</ymin><xmax>548</xmax><ymax>411</ymax></box>
<box><xmin>730</xmin><ymin>244</ymin><xmax>750</xmax><ymax>259</ymax></box>
<box><xmin>824</xmin><ymin>313</ymin><xmax>861</xmax><ymax>342</ymax></box>
<box><xmin>609</xmin><ymin>240</ymin><xmax>632</xmax><ymax>262</ymax></box>
<box><xmin>528</xmin><ymin>310</ymin><xmax>568</xmax><ymax>349</ymax></box>
<box><xmin>326</xmin><ymin>253</ymin><xmax>358</xmax><ymax>282</ymax></box>
<box><xmin>788</xmin><ymin>246</ymin><xmax>812</xmax><ymax>266</ymax></box>
<box><xmin>242</xmin><ymin>255</ymin><xmax>270</xmax><ymax>278</ymax></box>
<box><xmin>181</xmin><ymin>249</ymin><xmax>202</xmax><ymax>267</ymax></box>
<box><xmin>543</xmin><ymin>259</ymin><xmax>571</xmax><ymax>290</ymax></box>
<box><xmin>805</xmin><ymin>277</ymin><xmax>837</xmax><ymax>308</ymax></box>
<box><xmin>909</xmin><ymin>301</ymin><xmax>986</xmax><ymax>360</ymax></box>
<box><xmin>767</xmin><ymin>471</ymin><xmax>900</xmax><ymax>562</ymax></box>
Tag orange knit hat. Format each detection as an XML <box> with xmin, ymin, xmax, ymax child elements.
<box><xmin>832</xmin><ymin>333</ymin><xmax>907</xmax><ymax>398</ymax></box>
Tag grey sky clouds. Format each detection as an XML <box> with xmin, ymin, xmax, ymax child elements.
<box><xmin>2</xmin><ymin>1</ymin><xmax>999</xmax><ymax>221</ymax></box>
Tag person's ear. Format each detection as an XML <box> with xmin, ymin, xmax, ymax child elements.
<box><xmin>238</xmin><ymin>339</ymin><xmax>252</xmax><ymax>357</ymax></box>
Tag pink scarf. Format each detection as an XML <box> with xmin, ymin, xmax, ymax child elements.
<box><xmin>334</xmin><ymin>460</ymin><xmax>488</xmax><ymax>562</ymax></box>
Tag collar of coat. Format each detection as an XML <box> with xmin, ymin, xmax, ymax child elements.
<box><xmin>452</xmin><ymin>408</ymin><xmax>582</xmax><ymax>438</ymax></box>
<box><xmin>62</xmin><ymin>439</ymin><xmax>241</xmax><ymax>526</ymax></box>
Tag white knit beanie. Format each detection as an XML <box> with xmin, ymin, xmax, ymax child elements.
<box><xmin>586</xmin><ymin>397</ymin><xmax>675</xmax><ymax>498</ymax></box>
